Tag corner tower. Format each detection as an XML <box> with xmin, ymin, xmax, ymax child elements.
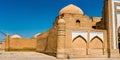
<box><xmin>57</xmin><ymin>19</ymin><xmax>66</xmax><ymax>58</ymax></box>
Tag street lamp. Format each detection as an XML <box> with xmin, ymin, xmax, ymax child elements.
<box><xmin>0</xmin><ymin>31</ymin><xmax>6</xmax><ymax>36</ymax></box>
<box><xmin>0</xmin><ymin>31</ymin><xmax>10</xmax><ymax>51</ymax></box>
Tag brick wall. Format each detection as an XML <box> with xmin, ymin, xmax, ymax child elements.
<box><xmin>6</xmin><ymin>38</ymin><xmax>37</xmax><ymax>51</ymax></box>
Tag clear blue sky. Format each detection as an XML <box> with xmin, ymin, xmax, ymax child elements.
<box><xmin>0</xmin><ymin>0</ymin><xmax>104</xmax><ymax>41</ymax></box>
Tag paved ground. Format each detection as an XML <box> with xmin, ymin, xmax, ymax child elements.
<box><xmin>0</xmin><ymin>50</ymin><xmax>120</xmax><ymax>60</ymax></box>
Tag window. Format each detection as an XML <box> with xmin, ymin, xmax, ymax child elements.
<box><xmin>92</xmin><ymin>26</ymin><xmax>96</xmax><ymax>29</ymax></box>
<box><xmin>76</xmin><ymin>20</ymin><xmax>80</xmax><ymax>27</ymax></box>
<box><xmin>76</xmin><ymin>20</ymin><xmax>80</xmax><ymax>23</ymax></box>
<box><xmin>60</xmin><ymin>14</ymin><xmax>64</xmax><ymax>18</ymax></box>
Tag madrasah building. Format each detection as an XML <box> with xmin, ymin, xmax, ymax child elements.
<box><xmin>3</xmin><ymin>0</ymin><xmax>120</xmax><ymax>59</ymax></box>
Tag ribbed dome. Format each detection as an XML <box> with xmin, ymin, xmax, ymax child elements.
<box><xmin>59</xmin><ymin>4</ymin><xmax>84</xmax><ymax>15</ymax></box>
<box><xmin>58</xmin><ymin>19</ymin><xmax>65</xmax><ymax>24</ymax></box>
<box><xmin>11</xmin><ymin>34</ymin><xmax>22</xmax><ymax>38</ymax></box>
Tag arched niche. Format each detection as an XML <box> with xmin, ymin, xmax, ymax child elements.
<box><xmin>90</xmin><ymin>36</ymin><xmax>103</xmax><ymax>49</ymax></box>
<box><xmin>72</xmin><ymin>35</ymin><xmax>87</xmax><ymax>55</ymax></box>
<box><xmin>89</xmin><ymin>36</ymin><xmax>104</xmax><ymax>55</ymax></box>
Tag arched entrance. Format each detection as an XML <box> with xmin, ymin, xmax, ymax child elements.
<box><xmin>72</xmin><ymin>35</ymin><xmax>87</xmax><ymax>56</ymax></box>
<box><xmin>118</xmin><ymin>26</ymin><xmax>120</xmax><ymax>53</ymax></box>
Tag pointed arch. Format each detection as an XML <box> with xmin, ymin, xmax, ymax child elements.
<box><xmin>89</xmin><ymin>36</ymin><xmax>104</xmax><ymax>55</ymax></box>
<box><xmin>90</xmin><ymin>36</ymin><xmax>103</xmax><ymax>49</ymax></box>
<box><xmin>73</xmin><ymin>35</ymin><xmax>87</xmax><ymax>43</ymax></box>
<box><xmin>91</xmin><ymin>36</ymin><xmax>103</xmax><ymax>43</ymax></box>
<box><xmin>72</xmin><ymin>35</ymin><xmax>87</xmax><ymax>55</ymax></box>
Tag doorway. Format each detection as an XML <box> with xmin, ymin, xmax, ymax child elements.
<box><xmin>118</xmin><ymin>26</ymin><xmax>120</xmax><ymax>53</ymax></box>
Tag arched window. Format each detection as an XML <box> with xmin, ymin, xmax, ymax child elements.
<box><xmin>76</xmin><ymin>20</ymin><xmax>80</xmax><ymax>27</ymax></box>
<box><xmin>92</xmin><ymin>26</ymin><xmax>96</xmax><ymax>29</ymax></box>
<box><xmin>60</xmin><ymin>14</ymin><xmax>64</xmax><ymax>18</ymax></box>
<box><xmin>76</xmin><ymin>20</ymin><xmax>80</xmax><ymax>23</ymax></box>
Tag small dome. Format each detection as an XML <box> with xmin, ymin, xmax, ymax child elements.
<box><xmin>59</xmin><ymin>4</ymin><xmax>84</xmax><ymax>15</ymax></box>
<box><xmin>58</xmin><ymin>19</ymin><xmax>65</xmax><ymax>24</ymax></box>
<box><xmin>34</xmin><ymin>33</ymin><xmax>41</xmax><ymax>38</ymax></box>
<box><xmin>11</xmin><ymin>34</ymin><xmax>22</xmax><ymax>38</ymax></box>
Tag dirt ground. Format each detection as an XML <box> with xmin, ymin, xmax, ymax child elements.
<box><xmin>0</xmin><ymin>50</ymin><xmax>120</xmax><ymax>60</ymax></box>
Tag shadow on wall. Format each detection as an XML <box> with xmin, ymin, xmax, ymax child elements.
<box><xmin>36</xmin><ymin>28</ymin><xmax>57</xmax><ymax>57</ymax></box>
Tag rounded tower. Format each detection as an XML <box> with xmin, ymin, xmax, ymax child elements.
<box><xmin>57</xmin><ymin>19</ymin><xmax>66</xmax><ymax>58</ymax></box>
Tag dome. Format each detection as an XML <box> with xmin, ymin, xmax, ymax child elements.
<box><xmin>11</xmin><ymin>34</ymin><xmax>22</xmax><ymax>38</ymax></box>
<box><xmin>34</xmin><ymin>33</ymin><xmax>41</xmax><ymax>38</ymax></box>
<box><xmin>58</xmin><ymin>19</ymin><xmax>65</xmax><ymax>24</ymax></box>
<box><xmin>59</xmin><ymin>4</ymin><xmax>84</xmax><ymax>15</ymax></box>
